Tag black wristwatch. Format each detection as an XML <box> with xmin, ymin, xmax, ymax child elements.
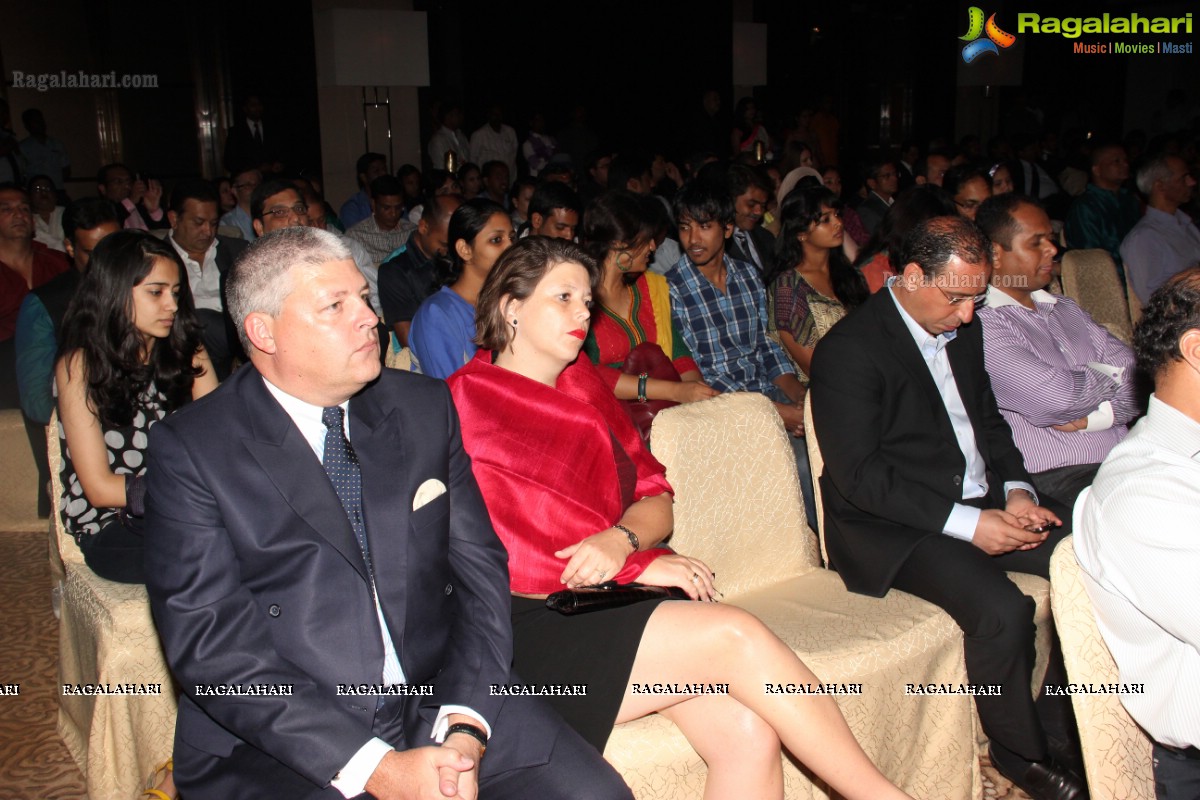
<box><xmin>445</xmin><ymin>722</ymin><xmax>488</xmax><ymax>757</ymax></box>
<box><xmin>614</xmin><ymin>523</ymin><xmax>639</xmax><ymax>552</ymax></box>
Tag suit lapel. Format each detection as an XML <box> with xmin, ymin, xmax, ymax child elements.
<box><xmin>350</xmin><ymin>387</ymin><xmax>409</xmax><ymax>641</ymax></box>
<box><xmin>873</xmin><ymin>292</ymin><xmax>961</xmax><ymax>447</ymax></box>
<box><xmin>239</xmin><ymin>370</ymin><xmax>370</xmax><ymax>583</ymax></box>
<box><xmin>946</xmin><ymin>325</ymin><xmax>990</xmax><ymax>462</ymax></box>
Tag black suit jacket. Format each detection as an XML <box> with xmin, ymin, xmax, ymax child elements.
<box><xmin>212</xmin><ymin>235</ymin><xmax>248</xmax><ymax>364</ymax></box>
<box><xmin>809</xmin><ymin>287</ymin><xmax>1030</xmax><ymax>597</ymax></box>
<box><xmin>144</xmin><ymin>366</ymin><xmax>536</xmax><ymax>790</ymax></box>
<box><xmin>727</xmin><ymin>224</ymin><xmax>777</xmax><ymax>282</ymax></box>
<box><xmin>855</xmin><ymin>193</ymin><xmax>891</xmax><ymax>237</ymax></box>
<box><xmin>223</xmin><ymin>119</ymin><xmax>275</xmax><ymax>174</ymax></box>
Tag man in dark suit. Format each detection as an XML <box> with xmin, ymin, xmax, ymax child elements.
<box><xmin>145</xmin><ymin>226</ymin><xmax>631</xmax><ymax>799</ymax></box>
<box><xmin>855</xmin><ymin>158</ymin><xmax>898</xmax><ymax>237</ymax></box>
<box><xmin>223</xmin><ymin>94</ymin><xmax>278</xmax><ymax>175</ymax></box>
<box><xmin>810</xmin><ymin>217</ymin><xmax>1085</xmax><ymax>800</ymax></box>
<box><xmin>166</xmin><ymin>179</ymin><xmax>248</xmax><ymax>380</ymax></box>
<box><xmin>725</xmin><ymin>163</ymin><xmax>777</xmax><ymax>281</ymax></box>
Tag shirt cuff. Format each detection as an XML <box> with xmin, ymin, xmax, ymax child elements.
<box><xmin>1003</xmin><ymin>481</ymin><xmax>1039</xmax><ymax>505</ymax></box>
<box><xmin>1083</xmin><ymin>400</ymin><xmax>1114</xmax><ymax>432</ymax></box>
<box><xmin>1086</xmin><ymin>361</ymin><xmax>1125</xmax><ymax>383</ymax></box>
<box><xmin>431</xmin><ymin>706</ymin><xmax>492</xmax><ymax>742</ymax></box>
<box><xmin>330</xmin><ymin>738</ymin><xmax>393</xmax><ymax>798</ymax></box>
<box><xmin>942</xmin><ymin>503</ymin><xmax>981</xmax><ymax>541</ymax></box>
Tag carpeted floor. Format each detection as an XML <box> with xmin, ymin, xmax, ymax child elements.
<box><xmin>0</xmin><ymin>527</ymin><xmax>1030</xmax><ymax>800</ymax></box>
<box><xmin>0</xmin><ymin>529</ymin><xmax>87</xmax><ymax>799</ymax></box>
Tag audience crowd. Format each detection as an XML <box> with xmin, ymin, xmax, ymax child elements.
<box><xmin>1</xmin><ymin>89</ymin><xmax>1198</xmax><ymax>800</ymax></box>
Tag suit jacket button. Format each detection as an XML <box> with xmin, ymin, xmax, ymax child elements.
<box><xmin>953</xmin><ymin>475</ymin><xmax>962</xmax><ymax>486</ymax></box>
<box><xmin>268</xmin><ymin>604</ymin><xmax>281</xmax><ymax>617</ymax></box>
<box><xmin>444</xmin><ymin>584</ymin><xmax>453</xmax><ymax>595</ymax></box>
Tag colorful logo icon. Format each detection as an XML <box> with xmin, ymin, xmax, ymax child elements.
<box><xmin>960</xmin><ymin>7</ymin><xmax>1017</xmax><ymax>63</ymax></box>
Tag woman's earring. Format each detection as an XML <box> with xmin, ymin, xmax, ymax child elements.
<box><xmin>615</xmin><ymin>251</ymin><xmax>634</xmax><ymax>272</ymax></box>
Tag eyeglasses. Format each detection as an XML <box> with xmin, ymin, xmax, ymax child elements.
<box><xmin>234</xmin><ymin>182</ymin><xmax>260</xmax><ymax>191</ymax></box>
<box><xmin>936</xmin><ymin>285</ymin><xmax>987</xmax><ymax>307</ymax></box>
<box><xmin>262</xmin><ymin>203</ymin><xmax>307</xmax><ymax>219</ymax></box>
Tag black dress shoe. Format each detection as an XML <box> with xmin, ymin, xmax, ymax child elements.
<box><xmin>990</xmin><ymin>747</ymin><xmax>1088</xmax><ymax>800</ymax></box>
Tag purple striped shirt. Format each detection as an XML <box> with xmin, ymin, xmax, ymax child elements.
<box><xmin>978</xmin><ymin>287</ymin><xmax>1138</xmax><ymax>473</ymax></box>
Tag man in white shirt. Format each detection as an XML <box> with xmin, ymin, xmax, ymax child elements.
<box><xmin>468</xmin><ymin>106</ymin><xmax>518</xmax><ymax>180</ymax></box>
<box><xmin>166</xmin><ymin>179</ymin><xmax>247</xmax><ymax>379</ymax></box>
<box><xmin>1120</xmin><ymin>154</ymin><xmax>1200</xmax><ymax>305</ymax></box>
<box><xmin>1076</xmin><ymin>267</ymin><xmax>1200</xmax><ymax>799</ymax></box>
<box><xmin>427</xmin><ymin>104</ymin><xmax>471</xmax><ymax>170</ymax></box>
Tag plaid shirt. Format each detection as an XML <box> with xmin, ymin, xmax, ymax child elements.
<box><xmin>665</xmin><ymin>253</ymin><xmax>794</xmax><ymax>394</ymax></box>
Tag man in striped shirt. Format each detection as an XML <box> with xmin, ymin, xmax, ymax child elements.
<box><xmin>976</xmin><ymin>194</ymin><xmax>1140</xmax><ymax>509</ymax></box>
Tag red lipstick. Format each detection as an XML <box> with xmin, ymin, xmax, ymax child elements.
<box><xmin>567</xmin><ymin>329</ymin><xmax>586</xmax><ymax>340</ymax></box>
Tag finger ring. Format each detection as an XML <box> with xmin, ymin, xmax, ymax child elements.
<box><xmin>690</xmin><ymin>573</ymin><xmax>700</xmax><ymax>584</ymax></box>
<box><xmin>597</xmin><ymin>571</ymin><xmax>607</xmax><ymax>580</ymax></box>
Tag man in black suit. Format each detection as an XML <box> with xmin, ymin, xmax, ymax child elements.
<box><xmin>223</xmin><ymin>94</ymin><xmax>278</xmax><ymax>175</ymax></box>
<box><xmin>145</xmin><ymin>226</ymin><xmax>631</xmax><ymax>799</ymax></box>
<box><xmin>166</xmin><ymin>179</ymin><xmax>248</xmax><ymax>380</ymax></box>
<box><xmin>725</xmin><ymin>163</ymin><xmax>777</xmax><ymax>281</ymax></box>
<box><xmin>810</xmin><ymin>217</ymin><xmax>1085</xmax><ymax>800</ymax></box>
<box><xmin>855</xmin><ymin>158</ymin><xmax>898</xmax><ymax>237</ymax></box>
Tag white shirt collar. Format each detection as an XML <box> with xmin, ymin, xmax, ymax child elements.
<box><xmin>168</xmin><ymin>232</ymin><xmax>219</xmax><ymax>264</ymax></box>
<box><xmin>984</xmin><ymin>284</ymin><xmax>1058</xmax><ymax>309</ymax></box>
<box><xmin>888</xmin><ymin>279</ymin><xmax>956</xmax><ymax>355</ymax></box>
<box><xmin>261</xmin><ymin>376</ymin><xmax>349</xmax><ymax>460</ymax></box>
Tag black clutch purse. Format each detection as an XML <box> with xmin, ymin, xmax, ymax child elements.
<box><xmin>544</xmin><ymin>581</ymin><xmax>691</xmax><ymax>615</ymax></box>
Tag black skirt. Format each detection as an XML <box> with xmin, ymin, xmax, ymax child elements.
<box><xmin>509</xmin><ymin>594</ymin><xmax>673</xmax><ymax>751</ymax></box>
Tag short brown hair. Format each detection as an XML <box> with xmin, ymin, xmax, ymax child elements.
<box><xmin>474</xmin><ymin>237</ymin><xmax>600</xmax><ymax>351</ymax></box>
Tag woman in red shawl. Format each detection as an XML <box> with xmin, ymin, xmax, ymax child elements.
<box><xmin>448</xmin><ymin>237</ymin><xmax>911</xmax><ymax>800</ymax></box>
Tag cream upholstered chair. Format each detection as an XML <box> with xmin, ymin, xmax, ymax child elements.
<box><xmin>1050</xmin><ymin>512</ymin><xmax>1155</xmax><ymax>798</ymax></box>
<box><xmin>802</xmin><ymin>393</ymin><xmax>1054</xmax><ymax>752</ymax></box>
<box><xmin>802</xmin><ymin>394</ymin><xmax>828</xmax><ymax>566</ymax></box>
<box><xmin>606</xmin><ymin>392</ymin><xmax>989</xmax><ymax>799</ymax></box>
<box><xmin>1127</xmin><ymin>283</ymin><xmax>1144</xmax><ymax>326</ymax></box>
<box><xmin>48</xmin><ymin>413</ymin><xmax>177</xmax><ymax>799</ymax></box>
<box><xmin>384</xmin><ymin>334</ymin><xmax>413</xmax><ymax>371</ymax></box>
<box><xmin>1060</xmin><ymin>249</ymin><xmax>1133</xmax><ymax>344</ymax></box>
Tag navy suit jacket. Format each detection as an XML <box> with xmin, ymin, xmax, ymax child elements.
<box><xmin>809</xmin><ymin>287</ymin><xmax>1030</xmax><ymax>597</ymax></box>
<box><xmin>145</xmin><ymin>365</ymin><xmax>529</xmax><ymax>790</ymax></box>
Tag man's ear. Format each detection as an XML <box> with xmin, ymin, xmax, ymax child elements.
<box><xmin>244</xmin><ymin>312</ymin><xmax>276</xmax><ymax>355</ymax></box>
<box><xmin>722</xmin><ymin>222</ymin><xmax>734</xmax><ymax>240</ymax></box>
<box><xmin>900</xmin><ymin>262</ymin><xmax>925</xmax><ymax>291</ymax></box>
<box><xmin>167</xmin><ymin>210</ymin><xmax>179</xmax><ymax>230</ymax></box>
<box><xmin>252</xmin><ymin>219</ymin><xmax>265</xmax><ymax>238</ymax></box>
<box><xmin>991</xmin><ymin>241</ymin><xmax>1004</xmax><ymax>263</ymax></box>
<box><xmin>417</xmin><ymin>217</ymin><xmax>431</xmax><ymax>238</ymax></box>
<box><xmin>529</xmin><ymin>212</ymin><xmax>544</xmax><ymax>232</ymax></box>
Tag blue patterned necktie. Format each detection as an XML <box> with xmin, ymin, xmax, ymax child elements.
<box><xmin>321</xmin><ymin>406</ymin><xmax>373</xmax><ymax>580</ymax></box>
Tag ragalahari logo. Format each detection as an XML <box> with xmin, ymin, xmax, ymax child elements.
<box><xmin>960</xmin><ymin>7</ymin><xmax>1017</xmax><ymax>63</ymax></box>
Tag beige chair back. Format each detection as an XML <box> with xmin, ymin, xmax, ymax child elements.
<box><xmin>1060</xmin><ymin>249</ymin><xmax>1133</xmax><ymax>343</ymax></box>
<box><xmin>1127</xmin><ymin>283</ymin><xmax>1144</xmax><ymax>326</ymax></box>
<box><xmin>802</xmin><ymin>393</ymin><xmax>830</xmax><ymax>567</ymax></box>
<box><xmin>1050</xmin><ymin>515</ymin><xmax>1155</xmax><ymax>799</ymax></box>
<box><xmin>384</xmin><ymin>338</ymin><xmax>413</xmax><ymax>371</ymax></box>
<box><xmin>47</xmin><ymin>410</ymin><xmax>84</xmax><ymax>568</ymax></box>
<box><xmin>650</xmin><ymin>392</ymin><xmax>817</xmax><ymax>599</ymax></box>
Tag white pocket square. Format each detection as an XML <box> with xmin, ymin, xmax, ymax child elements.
<box><xmin>413</xmin><ymin>478</ymin><xmax>447</xmax><ymax>511</ymax></box>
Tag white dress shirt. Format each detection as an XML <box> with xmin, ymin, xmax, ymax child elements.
<box><xmin>168</xmin><ymin>234</ymin><xmax>223</xmax><ymax>312</ymax></box>
<box><xmin>1076</xmin><ymin>395</ymin><xmax>1200</xmax><ymax>749</ymax></box>
<box><xmin>888</xmin><ymin>284</ymin><xmax>1037</xmax><ymax>539</ymax></box>
<box><xmin>261</xmin><ymin>377</ymin><xmax>488</xmax><ymax>796</ymax></box>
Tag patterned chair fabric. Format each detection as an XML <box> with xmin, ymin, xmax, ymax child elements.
<box><xmin>384</xmin><ymin>337</ymin><xmax>413</xmax><ymax>371</ymax></box>
<box><xmin>804</xmin><ymin>395</ymin><xmax>1054</xmax><ymax>754</ymax></box>
<box><xmin>607</xmin><ymin>392</ymin><xmax>989</xmax><ymax>798</ymax></box>
<box><xmin>1051</xmin><ymin>524</ymin><xmax>1155</xmax><ymax>799</ymax></box>
<box><xmin>1060</xmin><ymin>249</ymin><xmax>1134</xmax><ymax>344</ymax></box>
<box><xmin>48</xmin><ymin>413</ymin><xmax>177</xmax><ymax>799</ymax></box>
